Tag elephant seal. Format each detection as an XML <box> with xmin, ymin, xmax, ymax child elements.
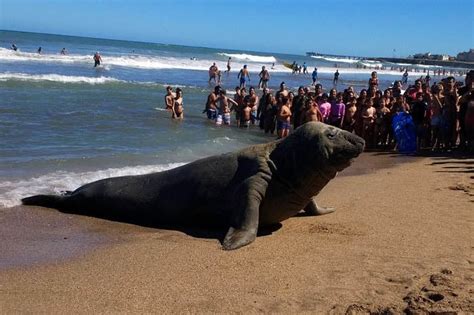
<box><xmin>22</xmin><ymin>122</ymin><xmax>364</xmax><ymax>250</ymax></box>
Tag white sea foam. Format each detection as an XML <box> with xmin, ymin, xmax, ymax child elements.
<box><xmin>218</xmin><ymin>53</ymin><xmax>277</xmax><ymax>63</ymax></box>
<box><xmin>0</xmin><ymin>72</ymin><xmax>124</xmax><ymax>84</ymax></box>
<box><xmin>310</xmin><ymin>55</ymin><xmax>360</xmax><ymax>64</ymax></box>
<box><xmin>0</xmin><ymin>163</ymin><xmax>186</xmax><ymax>208</ymax></box>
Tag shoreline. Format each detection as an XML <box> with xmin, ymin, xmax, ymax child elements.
<box><xmin>1</xmin><ymin>153</ymin><xmax>472</xmax><ymax>313</ymax></box>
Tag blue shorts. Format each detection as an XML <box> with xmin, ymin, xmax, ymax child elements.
<box><xmin>240</xmin><ymin>77</ymin><xmax>246</xmax><ymax>85</ymax></box>
<box><xmin>251</xmin><ymin>110</ymin><xmax>258</xmax><ymax>122</ymax></box>
<box><xmin>277</xmin><ymin>120</ymin><xmax>290</xmax><ymax>130</ymax></box>
<box><xmin>207</xmin><ymin>109</ymin><xmax>217</xmax><ymax>120</ymax></box>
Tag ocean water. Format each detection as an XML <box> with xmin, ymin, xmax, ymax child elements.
<box><xmin>0</xmin><ymin>30</ymin><xmax>463</xmax><ymax>207</ymax></box>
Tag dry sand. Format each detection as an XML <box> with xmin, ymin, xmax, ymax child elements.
<box><xmin>0</xmin><ymin>153</ymin><xmax>472</xmax><ymax>314</ymax></box>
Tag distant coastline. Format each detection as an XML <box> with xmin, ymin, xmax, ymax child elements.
<box><xmin>306</xmin><ymin>52</ymin><xmax>474</xmax><ymax>69</ymax></box>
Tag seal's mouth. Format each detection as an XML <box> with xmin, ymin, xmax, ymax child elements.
<box><xmin>331</xmin><ymin>131</ymin><xmax>365</xmax><ymax>171</ymax></box>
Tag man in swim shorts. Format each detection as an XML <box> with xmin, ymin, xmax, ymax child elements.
<box><xmin>203</xmin><ymin>86</ymin><xmax>220</xmax><ymax>120</ymax></box>
<box><xmin>238</xmin><ymin>65</ymin><xmax>250</xmax><ymax>88</ymax></box>
<box><xmin>216</xmin><ymin>89</ymin><xmax>238</xmax><ymax>126</ymax></box>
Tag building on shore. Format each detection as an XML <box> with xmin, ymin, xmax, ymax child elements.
<box><xmin>413</xmin><ymin>52</ymin><xmax>450</xmax><ymax>61</ymax></box>
<box><xmin>456</xmin><ymin>49</ymin><xmax>474</xmax><ymax>62</ymax></box>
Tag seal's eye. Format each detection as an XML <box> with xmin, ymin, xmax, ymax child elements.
<box><xmin>327</xmin><ymin>129</ymin><xmax>337</xmax><ymax>140</ymax></box>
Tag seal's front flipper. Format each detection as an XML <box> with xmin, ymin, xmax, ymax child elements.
<box><xmin>303</xmin><ymin>198</ymin><xmax>335</xmax><ymax>216</ymax></box>
<box><xmin>223</xmin><ymin>226</ymin><xmax>257</xmax><ymax>250</ymax></box>
<box><xmin>222</xmin><ymin>174</ymin><xmax>268</xmax><ymax>250</ymax></box>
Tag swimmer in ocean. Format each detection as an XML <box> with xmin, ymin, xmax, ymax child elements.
<box><xmin>226</xmin><ymin>57</ymin><xmax>231</xmax><ymax>73</ymax></box>
<box><xmin>93</xmin><ymin>52</ymin><xmax>102</xmax><ymax>67</ymax></box>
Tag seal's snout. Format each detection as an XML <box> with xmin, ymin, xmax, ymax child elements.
<box><xmin>345</xmin><ymin>132</ymin><xmax>365</xmax><ymax>156</ymax></box>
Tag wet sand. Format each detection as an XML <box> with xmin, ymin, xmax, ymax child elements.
<box><xmin>0</xmin><ymin>153</ymin><xmax>472</xmax><ymax>313</ymax></box>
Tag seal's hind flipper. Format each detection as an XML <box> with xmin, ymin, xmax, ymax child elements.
<box><xmin>303</xmin><ymin>198</ymin><xmax>335</xmax><ymax>216</ymax></box>
<box><xmin>21</xmin><ymin>194</ymin><xmax>65</xmax><ymax>209</ymax></box>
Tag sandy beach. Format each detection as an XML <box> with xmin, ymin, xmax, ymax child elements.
<box><xmin>0</xmin><ymin>153</ymin><xmax>472</xmax><ymax>314</ymax></box>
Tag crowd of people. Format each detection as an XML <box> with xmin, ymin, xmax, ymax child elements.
<box><xmin>176</xmin><ymin>69</ymin><xmax>474</xmax><ymax>153</ymax></box>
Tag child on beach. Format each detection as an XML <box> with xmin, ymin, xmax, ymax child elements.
<box><xmin>277</xmin><ymin>96</ymin><xmax>291</xmax><ymax>138</ymax></box>
<box><xmin>304</xmin><ymin>97</ymin><xmax>323</xmax><ymax>124</ymax></box>
<box><xmin>374</xmin><ymin>98</ymin><xmax>391</xmax><ymax>147</ymax></box>
<box><xmin>329</xmin><ymin>92</ymin><xmax>345</xmax><ymax>128</ymax></box>
<box><xmin>410</xmin><ymin>92</ymin><xmax>428</xmax><ymax>151</ymax></box>
<box><xmin>318</xmin><ymin>93</ymin><xmax>331</xmax><ymax>124</ymax></box>
<box><xmin>343</xmin><ymin>97</ymin><xmax>357</xmax><ymax>132</ymax></box>
<box><xmin>240</xmin><ymin>103</ymin><xmax>252</xmax><ymax>128</ymax></box>
<box><xmin>369</xmin><ymin>71</ymin><xmax>379</xmax><ymax>90</ymax></box>
<box><xmin>362</xmin><ymin>99</ymin><xmax>376</xmax><ymax>147</ymax></box>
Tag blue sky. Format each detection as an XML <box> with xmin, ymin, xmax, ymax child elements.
<box><xmin>1</xmin><ymin>0</ymin><xmax>472</xmax><ymax>57</ymax></box>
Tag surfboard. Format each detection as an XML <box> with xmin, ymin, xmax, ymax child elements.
<box><xmin>283</xmin><ymin>62</ymin><xmax>294</xmax><ymax>70</ymax></box>
<box><xmin>392</xmin><ymin>112</ymin><xmax>417</xmax><ymax>153</ymax></box>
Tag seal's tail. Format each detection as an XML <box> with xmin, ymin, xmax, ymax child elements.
<box><xmin>21</xmin><ymin>194</ymin><xmax>66</xmax><ymax>209</ymax></box>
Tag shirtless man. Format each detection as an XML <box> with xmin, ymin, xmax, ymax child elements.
<box><xmin>208</xmin><ymin>63</ymin><xmax>219</xmax><ymax>84</ymax></box>
<box><xmin>203</xmin><ymin>86</ymin><xmax>221</xmax><ymax>120</ymax></box>
<box><xmin>172</xmin><ymin>88</ymin><xmax>184</xmax><ymax>120</ymax></box>
<box><xmin>164</xmin><ymin>86</ymin><xmax>175</xmax><ymax>111</ymax></box>
<box><xmin>238</xmin><ymin>65</ymin><xmax>250</xmax><ymax>88</ymax></box>
<box><xmin>276</xmin><ymin>81</ymin><xmax>289</xmax><ymax>99</ymax></box>
<box><xmin>277</xmin><ymin>96</ymin><xmax>292</xmax><ymax>139</ymax></box>
<box><xmin>247</xmin><ymin>87</ymin><xmax>259</xmax><ymax>124</ymax></box>
<box><xmin>216</xmin><ymin>89</ymin><xmax>238</xmax><ymax>126</ymax></box>
<box><xmin>343</xmin><ymin>97</ymin><xmax>357</xmax><ymax>132</ymax></box>
<box><xmin>258</xmin><ymin>66</ymin><xmax>270</xmax><ymax>89</ymax></box>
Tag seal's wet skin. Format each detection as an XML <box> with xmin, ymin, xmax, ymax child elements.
<box><xmin>22</xmin><ymin>122</ymin><xmax>364</xmax><ymax>250</ymax></box>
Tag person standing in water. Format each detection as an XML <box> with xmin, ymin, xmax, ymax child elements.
<box><xmin>238</xmin><ymin>65</ymin><xmax>250</xmax><ymax>88</ymax></box>
<box><xmin>333</xmin><ymin>69</ymin><xmax>340</xmax><ymax>86</ymax></box>
<box><xmin>164</xmin><ymin>86</ymin><xmax>175</xmax><ymax>111</ymax></box>
<box><xmin>208</xmin><ymin>63</ymin><xmax>219</xmax><ymax>84</ymax></box>
<box><xmin>172</xmin><ymin>88</ymin><xmax>184</xmax><ymax>120</ymax></box>
<box><xmin>402</xmin><ymin>69</ymin><xmax>409</xmax><ymax>85</ymax></box>
<box><xmin>37</xmin><ymin>47</ymin><xmax>42</xmax><ymax>54</ymax></box>
<box><xmin>93</xmin><ymin>52</ymin><xmax>102</xmax><ymax>67</ymax></box>
<box><xmin>225</xmin><ymin>57</ymin><xmax>231</xmax><ymax>73</ymax></box>
<box><xmin>258</xmin><ymin>66</ymin><xmax>270</xmax><ymax>89</ymax></box>
<box><xmin>312</xmin><ymin>67</ymin><xmax>318</xmax><ymax>85</ymax></box>
<box><xmin>60</xmin><ymin>48</ymin><xmax>67</xmax><ymax>55</ymax></box>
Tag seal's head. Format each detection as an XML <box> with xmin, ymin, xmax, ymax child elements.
<box><xmin>270</xmin><ymin>122</ymin><xmax>364</xmax><ymax>187</ymax></box>
<box><xmin>295</xmin><ymin>122</ymin><xmax>364</xmax><ymax>172</ymax></box>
